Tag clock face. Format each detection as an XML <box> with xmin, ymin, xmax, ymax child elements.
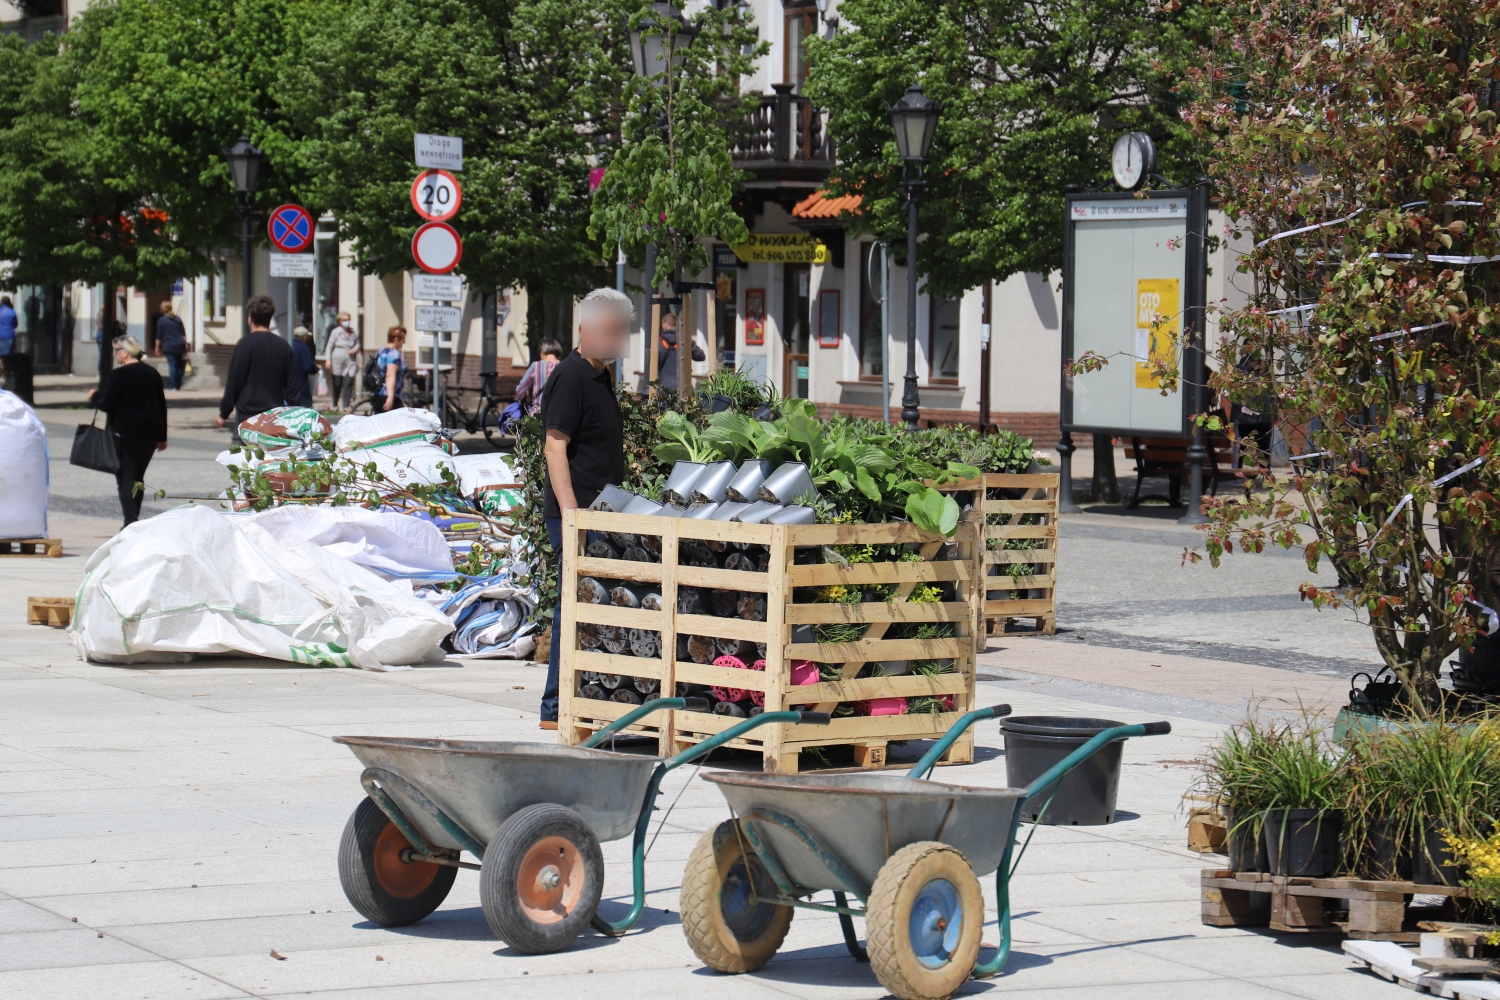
<box><xmin>1111</xmin><ymin>133</ymin><xmax>1150</xmax><ymax>190</ymax></box>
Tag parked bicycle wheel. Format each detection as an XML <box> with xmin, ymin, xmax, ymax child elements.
<box><xmin>481</xmin><ymin>400</ymin><xmax>505</xmax><ymax>444</ymax></box>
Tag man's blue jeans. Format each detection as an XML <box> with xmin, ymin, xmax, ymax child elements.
<box><xmin>541</xmin><ymin>517</ymin><xmax>563</xmax><ymax>720</ymax></box>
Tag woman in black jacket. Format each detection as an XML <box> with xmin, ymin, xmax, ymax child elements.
<box><xmin>89</xmin><ymin>335</ymin><xmax>168</xmax><ymax>526</ymax></box>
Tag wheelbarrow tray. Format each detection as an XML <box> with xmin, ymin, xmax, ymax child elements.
<box><xmin>704</xmin><ymin>771</ymin><xmax>1025</xmax><ymax>892</ymax></box>
<box><xmin>335</xmin><ymin>736</ymin><xmax>657</xmax><ymax>850</ymax></box>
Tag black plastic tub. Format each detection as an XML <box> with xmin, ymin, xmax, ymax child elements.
<box><xmin>1225</xmin><ymin>808</ymin><xmax>1268</xmax><ymax>873</ymax></box>
<box><xmin>1263</xmin><ymin>808</ymin><xmax>1341</xmax><ymax>877</ymax></box>
<box><xmin>1000</xmin><ymin>716</ymin><xmax>1126</xmax><ymax>826</ymax></box>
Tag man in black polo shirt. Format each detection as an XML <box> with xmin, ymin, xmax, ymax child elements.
<box><xmin>538</xmin><ymin>288</ymin><xmax>631</xmax><ymax>727</ymax></box>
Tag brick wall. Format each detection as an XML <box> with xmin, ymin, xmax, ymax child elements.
<box><xmin>812</xmin><ymin>403</ymin><xmax>1062</xmax><ymax>447</ymax></box>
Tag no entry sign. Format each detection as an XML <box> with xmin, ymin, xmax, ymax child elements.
<box><xmin>411</xmin><ymin>221</ymin><xmax>463</xmax><ymax>274</ymax></box>
<box><xmin>411</xmin><ymin>170</ymin><xmax>461</xmax><ymax>223</ymax></box>
<box><xmin>268</xmin><ymin>204</ymin><xmax>314</xmax><ymax>254</ymax></box>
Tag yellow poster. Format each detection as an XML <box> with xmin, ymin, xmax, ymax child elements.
<box><xmin>1135</xmin><ymin>278</ymin><xmax>1180</xmax><ymax>389</ymax></box>
<box><xmin>731</xmin><ymin>233</ymin><xmax>828</xmax><ymax>264</ymax></box>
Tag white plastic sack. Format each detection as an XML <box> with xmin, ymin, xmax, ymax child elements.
<box><xmin>449</xmin><ymin>453</ymin><xmax>521</xmax><ymax>513</ymax></box>
<box><xmin>344</xmin><ymin>442</ymin><xmax>458</xmax><ymax>488</ymax></box>
<box><xmin>332</xmin><ymin>408</ymin><xmax>443</xmax><ymax>452</ymax></box>
<box><xmin>244</xmin><ymin>506</ymin><xmax>457</xmax><ymax>580</ymax></box>
<box><xmin>71</xmin><ymin>505</ymin><xmax>453</xmax><ymax>668</ymax></box>
<box><xmin>0</xmin><ymin>390</ymin><xmax>47</xmax><ymax>538</ymax></box>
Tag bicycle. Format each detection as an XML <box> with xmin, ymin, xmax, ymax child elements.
<box><xmin>348</xmin><ymin>371</ymin><xmax>516</xmax><ymax>445</ymax></box>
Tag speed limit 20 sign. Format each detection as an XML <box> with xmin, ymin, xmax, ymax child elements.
<box><xmin>411</xmin><ymin>170</ymin><xmax>462</xmax><ymax>223</ymax></box>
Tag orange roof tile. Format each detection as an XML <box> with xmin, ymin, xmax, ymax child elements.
<box><xmin>792</xmin><ymin>190</ymin><xmax>862</xmax><ymax>220</ymax></box>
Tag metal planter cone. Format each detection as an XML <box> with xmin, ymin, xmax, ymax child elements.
<box><xmin>662</xmin><ymin>462</ymin><xmax>705</xmax><ymax>507</ymax></box>
<box><xmin>731</xmin><ymin>500</ymin><xmax>783</xmax><ymax>523</ymax></box>
<box><xmin>621</xmin><ymin>495</ymin><xmax>664</xmax><ymax>516</ymax></box>
<box><xmin>685</xmin><ymin>502</ymin><xmax>720</xmax><ymax>519</ymax></box>
<box><xmin>725</xmin><ymin>460</ymin><xmax>774</xmax><ymax>503</ymax></box>
<box><xmin>758</xmin><ymin>462</ymin><xmax>816</xmax><ymax>504</ymax></box>
<box><xmin>710</xmin><ymin>501</ymin><xmax>753</xmax><ymax>521</ymax></box>
<box><xmin>766</xmin><ymin>504</ymin><xmax>816</xmax><ymax>524</ymax></box>
<box><xmin>690</xmin><ymin>461</ymin><xmax>737</xmax><ymax>505</ymax></box>
<box><xmin>590</xmin><ymin>484</ymin><xmax>636</xmax><ymax>512</ymax></box>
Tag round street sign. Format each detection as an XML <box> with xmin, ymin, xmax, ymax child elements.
<box><xmin>411</xmin><ymin>170</ymin><xmax>462</xmax><ymax>223</ymax></box>
<box><xmin>411</xmin><ymin>222</ymin><xmax>463</xmax><ymax>274</ymax></box>
<box><xmin>268</xmin><ymin>204</ymin><xmax>314</xmax><ymax>254</ymax></box>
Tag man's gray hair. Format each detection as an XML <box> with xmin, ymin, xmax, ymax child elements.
<box><xmin>578</xmin><ymin>287</ymin><xmax>634</xmax><ymax>327</ymax></box>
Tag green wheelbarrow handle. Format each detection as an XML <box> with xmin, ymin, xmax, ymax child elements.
<box><xmin>579</xmin><ymin>696</ymin><xmax>712</xmax><ymax>749</ymax></box>
<box><xmin>906</xmin><ymin>704</ymin><xmax>1013</xmax><ymax>780</ymax></box>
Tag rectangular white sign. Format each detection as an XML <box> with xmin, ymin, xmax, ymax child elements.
<box><xmin>268</xmin><ymin>253</ymin><xmax>316</xmax><ymax>278</ymax></box>
<box><xmin>1070</xmin><ymin>198</ymin><xmax>1186</xmax><ymax>221</ymax></box>
<box><xmin>412</xmin><ymin>273</ymin><xmax>464</xmax><ymax>302</ymax></box>
<box><xmin>414</xmin><ymin>133</ymin><xmax>463</xmax><ymax>171</ymax></box>
<box><xmin>415</xmin><ymin>304</ymin><xmax>462</xmax><ymax>332</ymax></box>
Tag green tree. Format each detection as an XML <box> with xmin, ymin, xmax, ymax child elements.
<box><xmin>280</xmin><ymin>0</ymin><xmax>626</xmax><ymax>355</ymax></box>
<box><xmin>803</xmin><ymin>0</ymin><xmax>1219</xmax><ymax>297</ymax></box>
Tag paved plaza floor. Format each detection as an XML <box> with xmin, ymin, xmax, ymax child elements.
<box><xmin>0</xmin><ymin>380</ymin><xmax>1400</xmax><ymax>998</ymax></box>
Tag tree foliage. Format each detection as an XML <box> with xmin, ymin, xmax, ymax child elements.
<box><xmin>803</xmin><ymin>0</ymin><xmax>1220</xmax><ymax>297</ymax></box>
<box><xmin>1184</xmin><ymin>0</ymin><xmax>1500</xmax><ymax>708</ymax></box>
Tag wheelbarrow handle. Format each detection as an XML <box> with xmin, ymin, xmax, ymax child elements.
<box><xmin>580</xmin><ymin>696</ymin><xmax>707</xmax><ymax>749</ymax></box>
<box><xmin>661</xmin><ymin>710</ymin><xmax>828</xmax><ymax>772</ymax></box>
<box><xmin>906</xmin><ymin>704</ymin><xmax>1014</xmax><ymax>779</ymax></box>
<box><xmin>1020</xmin><ymin>721</ymin><xmax>1172</xmax><ymax>806</ymax></box>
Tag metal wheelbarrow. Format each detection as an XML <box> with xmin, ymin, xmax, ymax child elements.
<box><xmin>680</xmin><ymin>704</ymin><xmax>1171</xmax><ymax>1000</ymax></box>
<box><xmin>334</xmin><ymin>697</ymin><xmax>829</xmax><ymax>954</ymax></box>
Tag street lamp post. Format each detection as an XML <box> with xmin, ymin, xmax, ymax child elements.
<box><xmin>222</xmin><ymin>135</ymin><xmax>263</xmax><ymax>339</ymax></box>
<box><xmin>886</xmin><ymin>85</ymin><xmax>939</xmax><ymax>432</ymax></box>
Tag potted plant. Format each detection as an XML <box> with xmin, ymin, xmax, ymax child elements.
<box><xmin>1197</xmin><ymin>719</ymin><xmax>1290</xmax><ymax>873</ymax></box>
<box><xmin>1257</xmin><ymin>725</ymin><xmax>1345</xmax><ymax>878</ymax></box>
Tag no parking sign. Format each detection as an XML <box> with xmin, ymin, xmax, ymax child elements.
<box><xmin>268</xmin><ymin>204</ymin><xmax>314</xmax><ymax>254</ymax></box>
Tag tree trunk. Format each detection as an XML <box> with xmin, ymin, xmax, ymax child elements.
<box><xmin>1091</xmin><ymin>433</ymin><xmax>1120</xmax><ymax>504</ymax></box>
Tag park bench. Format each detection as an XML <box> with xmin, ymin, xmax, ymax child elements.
<box><xmin>1124</xmin><ymin>434</ymin><xmax>1235</xmax><ymax>508</ymax></box>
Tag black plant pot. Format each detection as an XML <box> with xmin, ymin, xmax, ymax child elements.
<box><xmin>1263</xmin><ymin>808</ymin><xmax>1340</xmax><ymax>878</ymax></box>
<box><xmin>1226</xmin><ymin>808</ymin><xmax>1269</xmax><ymax>873</ymax></box>
<box><xmin>1413</xmin><ymin>820</ymin><xmax>1466</xmax><ymax>887</ymax></box>
<box><xmin>1365</xmin><ymin>817</ymin><xmax>1412</xmax><ymax>882</ymax></box>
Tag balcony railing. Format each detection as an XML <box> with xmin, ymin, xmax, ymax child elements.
<box><xmin>730</xmin><ymin>84</ymin><xmax>833</xmax><ymax>168</ymax></box>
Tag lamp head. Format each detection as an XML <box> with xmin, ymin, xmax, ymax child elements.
<box><xmin>629</xmin><ymin>3</ymin><xmax>698</xmax><ymax>84</ymax></box>
<box><xmin>886</xmin><ymin>85</ymin><xmax>940</xmax><ymax>163</ymax></box>
<box><xmin>222</xmin><ymin>135</ymin><xmax>263</xmax><ymax>194</ymax></box>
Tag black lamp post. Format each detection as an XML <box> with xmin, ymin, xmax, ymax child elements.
<box><xmin>629</xmin><ymin>3</ymin><xmax>697</xmax><ymax>82</ymax></box>
<box><xmin>886</xmin><ymin>85</ymin><xmax>939</xmax><ymax>431</ymax></box>
<box><xmin>222</xmin><ymin>135</ymin><xmax>263</xmax><ymax>338</ymax></box>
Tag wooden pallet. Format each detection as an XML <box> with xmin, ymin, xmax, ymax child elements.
<box><xmin>558</xmin><ymin>510</ymin><xmax>982</xmax><ymax>773</ymax></box>
<box><xmin>1202</xmin><ymin>868</ymin><xmax>1472</xmax><ymax>940</ymax></box>
<box><xmin>1343</xmin><ymin>939</ymin><xmax>1500</xmax><ymax>997</ymax></box>
<box><xmin>933</xmin><ymin>473</ymin><xmax>1057</xmax><ymax>635</ymax></box>
<box><xmin>26</xmin><ymin>597</ymin><xmax>75</xmax><ymax>628</ymax></box>
<box><xmin>0</xmin><ymin>537</ymin><xmax>61</xmax><ymax>557</ymax></box>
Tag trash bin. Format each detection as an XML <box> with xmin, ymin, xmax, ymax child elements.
<box><xmin>1000</xmin><ymin>716</ymin><xmax>1126</xmax><ymax>825</ymax></box>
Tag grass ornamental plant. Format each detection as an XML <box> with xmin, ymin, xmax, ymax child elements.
<box><xmin>1172</xmin><ymin>0</ymin><xmax>1500</xmax><ymax>710</ymax></box>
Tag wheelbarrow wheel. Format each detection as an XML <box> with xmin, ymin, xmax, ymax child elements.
<box><xmin>682</xmin><ymin>819</ymin><xmax>794</xmax><ymax>974</ymax></box>
<box><xmin>338</xmin><ymin>797</ymin><xmax>456</xmax><ymax>926</ymax></box>
<box><xmin>866</xmin><ymin>841</ymin><xmax>983</xmax><ymax>1000</ymax></box>
<box><xmin>480</xmin><ymin>803</ymin><xmax>604</xmax><ymax>953</ymax></box>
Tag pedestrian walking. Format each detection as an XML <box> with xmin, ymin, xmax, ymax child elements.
<box><xmin>154</xmin><ymin>300</ymin><xmax>188</xmax><ymax>390</ymax></box>
<box><xmin>292</xmin><ymin>327</ymin><xmax>318</xmax><ymax>407</ymax></box>
<box><xmin>214</xmin><ymin>295</ymin><xmax>301</xmax><ymax>444</ymax></box>
<box><xmin>88</xmin><ymin>335</ymin><xmax>167</xmax><ymax>526</ymax></box>
<box><xmin>655</xmin><ymin>310</ymin><xmax>704</xmax><ymax>392</ymax></box>
<box><xmin>0</xmin><ymin>295</ymin><xmax>15</xmax><ymax>357</ymax></box>
<box><xmin>371</xmin><ymin>326</ymin><xmax>408</xmax><ymax>412</ymax></box>
<box><xmin>514</xmin><ymin>339</ymin><xmax>562</xmax><ymax>416</ymax></box>
<box><xmin>322</xmin><ymin>311</ymin><xmax>360</xmax><ymax>412</ymax></box>
<box><xmin>539</xmin><ymin>288</ymin><xmax>631</xmax><ymax>728</ymax></box>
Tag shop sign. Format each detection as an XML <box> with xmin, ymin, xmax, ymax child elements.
<box><xmin>731</xmin><ymin>233</ymin><xmax>827</xmax><ymax>264</ymax></box>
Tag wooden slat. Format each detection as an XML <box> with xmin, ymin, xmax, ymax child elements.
<box><xmin>986</xmin><ymin>598</ymin><xmax>1056</xmax><ymax>614</ymax></box>
<box><xmin>982</xmin><ymin>575</ymin><xmax>1053</xmax><ymax>590</ymax></box>
<box><xmin>987</xmin><ymin>549</ymin><xmax>1056</xmax><ymax>565</ymax></box>
<box><xmin>987</xmin><ymin>524</ymin><xmax>1056</xmax><ymax>540</ymax></box>
<box><xmin>676</xmin><ymin>565</ymin><xmax>771</xmax><ymax>592</ymax></box>
<box><xmin>573</xmin><ymin>604</ymin><xmax>665</xmax><ymax>630</ymax></box>
<box><xmin>675</xmin><ymin>660</ymin><xmax>771</xmax><ymax>691</ymax></box>
<box><xmin>574</xmin><ymin>511</ymin><xmax>670</xmax><ymax>535</ymax></box>
<box><xmin>783</xmin><ymin>522</ymin><xmax>947</xmax><ymax>546</ymax></box>
<box><xmin>784</xmin><ymin>601</ymin><xmax>970</xmax><ymax>624</ymax></box>
<box><xmin>677</xmin><ymin>613</ymin><xmax>771</xmax><ymax>643</ymax></box>
<box><xmin>573</xmin><ymin>650</ymin><xmax>668</xmax><ymax>680</ymax></box>
<box><xmin>788</xmin><ymin>560</ymin><xmax>972</xmax><ymax>587</ymax></box>
<box><xmin>673</xmin><ymin>709</ymin><xmax>968</xmax><ymax>745</ymax></box>
<box><xmin>676</xmin><ymin>519</ymin><xmax>775</xmax><ymax>544</ymax></box>
<box><xmin>576</xmin><ymin>557</ymin><xmax>663</xmax><ymax>583</ymax></box>
<box><xmin>796</xmin><ymin>672</ymin><xmax>969</xmax><ymax>703</ymax></box>
<box><xmin>982</xmin><ymin>499</ymin><xmax>1057</xmax><ymax>515</ymax></box>
<box><xmin>982</xmin><ymin>473</ymin><xmax>1059</xmax><ymax>488</ymax></box>
<box><xmin>786</xmin><ymin>636</ymin><xmax>971</xmax><ymax>663</ymax></box>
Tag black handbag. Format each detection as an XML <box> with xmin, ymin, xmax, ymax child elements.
<box><xmin>70</xmin><ymin>410</ymin><xmax>119</xmax><ymax>474</ymax></box>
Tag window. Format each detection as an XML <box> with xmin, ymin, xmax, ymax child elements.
<box><xmin>858</xmin><ymin>243</ymin><xmax>883</xmax><ymax>378</ymax></box>
<box><xmin>204</xmin><ymin>260</ymin><xmax>228</xmax><ymax>320</ymax></box>
<box><xmin>817</xmin><ymin>289</ymin><xmax>840</xmax><ymax>348</ymax></box>
<box><xmin>929</xmin><ymin>296</ymin><xmax>960</xmax><ymax>382</ymax></box>
<box><xmin>784</xmin><ymin>5</ymin><xmax>816</xmax><ymax>91</ymax></box>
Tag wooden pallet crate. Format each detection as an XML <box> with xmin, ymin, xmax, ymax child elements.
<box><xmin>0</xmin><ymin>537</ymin><xmax>62</xmax><ymax>557</ymax></box>
<box><xmin>1201</xmin><ymin>868</ymin><xmax>1473</xmax><ymax>941</ymax></box>
<box><xmin>558</xmin><ymin>510</ymin><xmax>983</xmax><ymax>773</ymax></box>
<box><xmin>932</xmin><ymin>473</ymin><xmax>1058</xmax><ymax>635</ymax></box>
<box><xmin>26</xmin><ymin>597</ymin><xmax>75</xmax><ymax>627</ymax></box>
